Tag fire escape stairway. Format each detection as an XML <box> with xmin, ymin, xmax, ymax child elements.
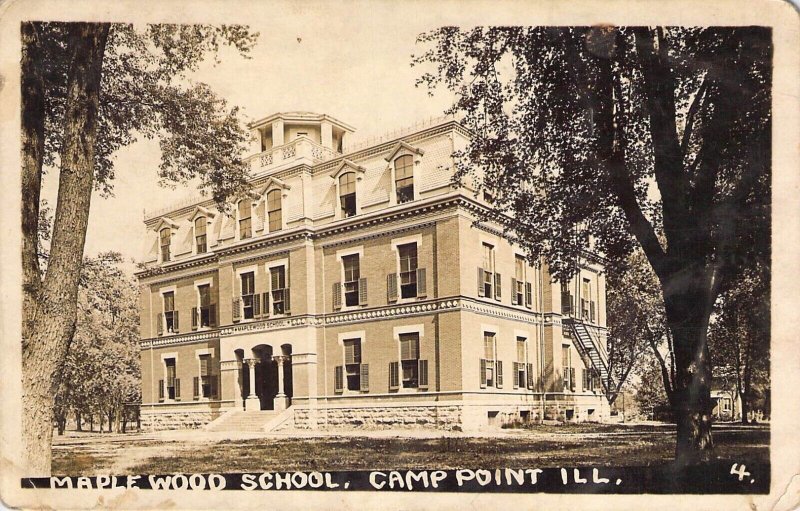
<box><xmin>565</xmin><ymin>319</ymin><xmax>615</xmax><ymax>401</ymax></box>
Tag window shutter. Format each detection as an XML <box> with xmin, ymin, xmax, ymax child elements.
<box><xmin>387</xmin><ymin>273</ymin><xmax>398</xmax><ymax>302</ymax></box>
<box><xmin>590</xmin><ymin>301</ymin><xmax>596</xmax><ymax>322</ymax></box>
<box><xmin>511</xmin><ymin>278</ymin><xmax>518</xmax><ymax>304</ymax></box>
<box><xmin>525</xmin><ymin>282</ymin><xmax>533</xmax><ymax>309</ymax></box>
<box><xmin>232</xmin><ymin>297</ymin><xmax>241</xmax><ymax>321</ymax></box>
<box><xmin>496</xmin><ymin>360</ymin><xmax>504</xmax><ymax>388</ymax></box>
<box><xmin>480</xmin><ymin>358</ymin><xmax>487</xmax><ymax>388</ymax></box>
<box><xmin>333</xmin><ymin>282</ymin><xmax>342</xmax><ymax>310</ymax></box>
<box><xmin>418</xmin><ymin>359</ymin><xmax>429</xmax><ymax>389</ymax></box>
<box><xmin>253</xmin><ymin>293</ymin><xmax>261</xmax><ymax>317</ymax></box>
<box><xmin>334</xmin><ymin>366</ymin><xmax>343</xmax><ymax>393</ymax></box>
<box><xmin>360</xmin><ymin>364</ymin><xmax>369</xmax><ymax>392</ymax></box>
<box><xmin>494</xmin><ymin>273</ymin><xmax>502</xmax><ymax>300</ymax></box>
<box><xmin>193</xmin><ymin>377</ymin><xmax>200</xmax><ymax>400</ymax></box>
<box><xmin>477</xmin><ymin>268</ymin><xmax>485</xmax><ymax>297</ymax></box>
<box><xmin>158</xmin><ymin>379</ymin><xmax>164</xmax><ymax>401</ymax></box>
<box><xmin>284</xmin><ymin>288</ymin><xmax>291</xmax><ymax>314</ymax></box>
<box><xmin>175</xmin><ymin>378</ymin><xmax>181</xmax><ymax>400</ymax></box>
<box><xmin>212</xmin><ymin>375</ymin><xmax>219</xmax><ymax>399</ymax></box>
<box><xmin>261</xmin><ymin>292</ymin><xmax>270</xmax><ymax>317</ymax></box>
<box><xmin>513</xmin><ymin>362</ymin><xmax>519</xmax><ymax>389</ymax></box>
<box><xmin>173</xmin><ymin>311</ymin><xmax>180</xmax><ymax>333</ymax></box>
<box><xmin>582</xmin><ymin>369</ymin><xmax>588</xmax><ymax>391</ymax></box>
<box><xmin>358</xmin><ymin>277</ymin><xmax>368</xmax><ymax>306</ymax></box>
<box><xmin>191</xmin><ymin>307</ymin><xmax>198</xmax><ymax>330</ymax></box>
<box><xmin>389</xmin><ymin>362</ymin><xmax>400</xmax><ymax>390</ymax></box>
<box><xmin>156</xmin><ymin>313</ymin><xmax>163</xmax><ymax>336</ymax></box>
<box><xmin>209</xmin><ymin>303</ymin><xmax>217</xmax><ymax>327</ymax></box>
<box><xmin>569</xmin><ymin>368</ymin><xmax>576</xmax><ymax>392</ymax></box>
<box><xmin>526</xmin><ymin>363</ymin><xmax>534</xmax><ymax>390</ymax></box>
<box><xmin>416</xmin><ymin>268</ymin><xmax>427</xmax><ymax>297</ymax></box>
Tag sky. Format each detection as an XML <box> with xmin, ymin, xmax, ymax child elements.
<box><xmin>40</xmin><ymin>4</ymin><xmax>457</xmax><ymax>265</ymax></box>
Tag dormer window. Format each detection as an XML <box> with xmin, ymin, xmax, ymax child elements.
<box><xmin>339</xmin><ymin>172</ymin><xmax>356</xmax><ymax>218</ymax></box>
<box><xmin>395</xmin><ymin>155</ymin><xmax>414</xmax><ymax>204</ymax></box>
<box><xmin>160</xmin><ymin>228</ymin><xmax>171</xmax><ymax>262</ymax></box>
<box><xmin>238</xmin><ymin>200</ymin><xmax>252</xmax><ymax>240</ymax></box>
<box><xmin>267</xmin><ymin>189</ymin><xmax>282</xmax><ymax>232</ymax></box>
<box><xmin>195</xmin><ymin>217</ymin><xmax>207</xmax><ymax>254</ymax></box>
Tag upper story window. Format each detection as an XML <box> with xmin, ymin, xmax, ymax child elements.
<box><xmin>394</xmin><ymin>155</ymin><xmax>414</xmax><ymax>204</ymax></box>
<box><xmin>398</xmin><ymin>243</ymin><xmax>418</xmax><ymax>299</ymax></box>
<box><xmin>479</xmin><ymin>243</ymin><xmax>499</xmax><ymax>299</ymax></box>
<box><xmin>195</xmin><ymin>217</ymin><xmax>207</xmax><ymax>254</ymax></box>
<box><xmin>238</xmin><ymin>200</ymin><xmax>252</xmax><ymax>240</ymax></box>
<box><xmin>339</xmin><ymin>172</ymin><xmax>356</xmax><ymax>218</ymax></box>
<box><xmin>160</xmin><ymin>228</ymin><xmax>171</xmax><ymax>262</ymax></box>
<box><xmin>514</xmin><ymin>255</ymin><xmax>526</xmax><ymax>305</ymax></box>
<box><xmin>165</xmin><ymin>358</ymin><xmax>177</xmax><ymax>400</ymax></box>
<box><xmin>163</xmin><ymin>291</ymin><xmax>176</xmax><ymax>334</ymax></box>
<box><xmin>197</xmin><ymin>284</ymin><xmax>214</xmax><ymax>328</ymax></box>
<box><xmin>561</xmin><ymin>280</ymin><xmax>574</xmax><ymax>316</ymax></box>
<box><xmin>270</xmin><ymin>265</ymin><xmax>288</xmax><ymax>315</ymax></box>
<box><xmin>342</xmin><ymin>254</ymin><xmax>360</xmax><ymax>307</ymax></box>
<box><xmin>581</xmin><ymin>278</ymin><xmax>595</xmax><ymax>322</ymax></box>
<box><xmin>241</xmin><ymin>272</ymin><xmax>256</xmax><ymax>320</ymax></box>
<box><xmin>267</xmin><ymin>189</ymin><xmax>282</xmax><ymax>232</ymax></box>
<box><xmin>400</xmin><ymin>333</ymin><xmax>420</xmax><ymax>388</ymax></box>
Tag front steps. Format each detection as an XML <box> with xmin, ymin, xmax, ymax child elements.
<box><xmin>206</xmin><ymin>410</ymin><xmax>280</xmax><ymax>432</ymax></box>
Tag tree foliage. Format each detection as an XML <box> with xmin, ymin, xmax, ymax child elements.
<box><xmin>54</xmin><ymin>253</ymin><xmax>140</xmax><ymax>434</ymax></box>
<box><xmin>414</xmin><ymin>26</ymin><xmax>771</xmax><ymax>461</ymax></box>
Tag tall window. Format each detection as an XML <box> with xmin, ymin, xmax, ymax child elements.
<box><xmin>342</xmin><ymin>254</ymin><xmax>360</xmax><ymax>307</ymax></box>
<box><xmin>562</xmin><ymin>344</ymin><xmax>571</xmax><ymax>390</ymax></box>
<box><xmin>199</xmin><ymin>354</ymin><xmax>212</xmax><ymax>398</ymax></box>
<box><xmin>484</xmin><ymin>333</ymin><xmax>496</xmax><ymax>387</ymax></box>
<box><xmin>271</xmin><ymin>265</ymin><xmax>287</xmax><ymax>315</ymax></box>
<box><xmin>561</xmin><ymin>280</ymin><xmax>573</xmax><ymax>316</ymax></box>
<box><xmin>514</xmin><ymin>255</ymin><xmax>526</xmax><ymax>305</ymax></box>
<box><xmin>581</xmin><ymin>278</ymin><xmax>594</xmax><ymax>322</ymax></box>
<box><xmin>267</xmin><ymin>189</ymin><xmax>282</xmax><ymax>232</ymax></box>
<box><xmin>516</xmin><ymin>337</ymin><xmax>527</xmax><ymax>388</ymax></box>
<box><xmin>344</xmin><ymin>338</ymin><xmax>362</xmax><ymax>391</ymax></box>
<box><xmin>160</xmin><ymin>228</ymin><xmax>171</xmax><ymax>262</ymax></box>
<box><xmin>482</xmin><ymin>243</ymin><xmax>495</xmax><ymax>297</ymax></box>
<box><xmin>163</xmin><ymin>291</ymin><xmax>176</xmax><ymax>333</ymax></box>
<box><xmin>394</xmin><ymin>155</ymin><xmax>414</xmax><ymax>204</ymax></box>
<box><xmin>195</xmin><ymin>217</ymin><xmax>207</xmax><ymax>254</ymax></box>
<box><xmin>339</xmin><ymin>172</ymin><xmax>356</xmax><ymax>217</ymax></box>
<box><xmin>198</xmin><ymin>284</ymin><xmax>212</xmax><ymax>327</ymax></box>
<box><xmin>238</xmin><ymin>200</ymin><xmax>252</xmax><ymax>240</ymax></box>
<box><xmin>241</xmin><ymin>272</ymin><xmax>255</xmax><ymax>319</ymax></box>
<box><xmin>398</xmin><ymin>243</ymin><xmax>418</xmax><ymax>298</ymax></box>
<box><xmin>165</xmin><ymin>358</ymin><xmax>177</xmax><ymax>399</ymax></box>
<box><xmin>400</xmin><ymin>333</ymin><xmax>420</xmax><ymax>388</ymax></box>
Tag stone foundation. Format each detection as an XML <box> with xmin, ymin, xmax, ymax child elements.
<box><xmin>141</xmin><ymin>409</ymin><xmax>221</xmax><ymax>431</ymax></box>
<box><xmin>295</xmin><ymin>404</ymin><xmax>464</xmax><ymax>431</ymax></box>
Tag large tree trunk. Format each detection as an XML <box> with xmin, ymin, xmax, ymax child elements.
<box><xmin>21</xmin><ymin>22</ymin><xmax>46</xmax><ymax>335</ymax></box>
<box><xmin>662</xmin><ymin>272</ymin><xmax>716</xmax><ymax>465</ymax></box>
<box><xmin>21</xmin><ymin>23</ymin><xmax>109</xmax><ymax>476</ymax></box>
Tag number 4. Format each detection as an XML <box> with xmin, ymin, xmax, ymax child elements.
<box><xmin>730</xmin><ymin>463</ymin><xmax>751</xmax><ymax>481</ymax></box>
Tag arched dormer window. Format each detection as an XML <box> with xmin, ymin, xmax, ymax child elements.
<box><xmin>238</xmin><ymin>200</ymin><xmax>252</xmax><ymax>240</ymax></box>
<box><xmin>160</xmin><ymin>228</ymin><xmax>172</xmax><ymax>262</ymax></box>
<box><xmin>267</xmin><ymin>189</ymin><xmax>282</xmax><ymax>232</ymax></box>
<box><xmin>339</xmin><ymin>172</ymin><xmax>356</xmax><ymax>218</ymax></box>
<box><xmin>394</xmin><ymin>155</ymin><xmax>414</xmax><ymax>204</ymax></box>
<box><xmin>194</xmin><ymin>217</ymin><xmax>207</xmax><ymax>254</ymax></box>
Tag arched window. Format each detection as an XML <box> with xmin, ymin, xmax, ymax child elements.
<box><xmin>394</xmin><ymin>155</ymin><xmax>414</xmax><ymax>204</ymax></box>
<box><xmin>195</xmin><ymin>217</ymin><xmax>207</xmax><ymax>254</ymax></box>
<box><xmin>160</xmin><ymin>228</ymin><xmax>171</xmax><ymax>262</ymax></box>
<box><xmin>267</xmin><ymin>189</ymin><xmax>282</xmax><ymax>232</ymax></box>
<box><xmin>339</xmin><ymin>172</ymin><xmax>356</xmax><ymax>217</ymax></box>
<box><xmin>238</xmin><ymin>200</ymin><xmax>252</xmax><ymax>239</ymax></box>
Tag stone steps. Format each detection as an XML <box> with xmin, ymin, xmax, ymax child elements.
<box><xmin>206</xmin><ymin>410</ymin><xmax>280</xmax><ymax>432</ymax></box>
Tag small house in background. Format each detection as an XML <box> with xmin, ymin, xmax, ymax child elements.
<box><xmin>710</xmin><ymin>383</ymin><xmax>742</xmax><ymax>422</ymax></box>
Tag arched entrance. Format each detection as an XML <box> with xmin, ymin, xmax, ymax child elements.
<box><xmin>241</xmin><ymin>343</ymin><xmax>292</xmax><ymax>411</ymax></box>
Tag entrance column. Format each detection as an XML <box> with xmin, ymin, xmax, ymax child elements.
<box><xmin>244</xmin><ymin>358</ymin><xmax>260</xmax><ymax>411</ymax></box>
<box><xmin>273</xmin><ymin>355</ymin><xmax>289</xmax><ymax>410</ymax></box>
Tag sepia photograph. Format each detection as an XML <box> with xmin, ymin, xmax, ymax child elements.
<box><xmin>2</xmin><ymin>0</ymin><xmax>798</xmax><ymax>509</ymax></box>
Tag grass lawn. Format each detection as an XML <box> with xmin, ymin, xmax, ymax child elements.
<box><xmin>51</xmin><ymin>423</ymin><xmax>769</xmax><ymax>475</ymax></box>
